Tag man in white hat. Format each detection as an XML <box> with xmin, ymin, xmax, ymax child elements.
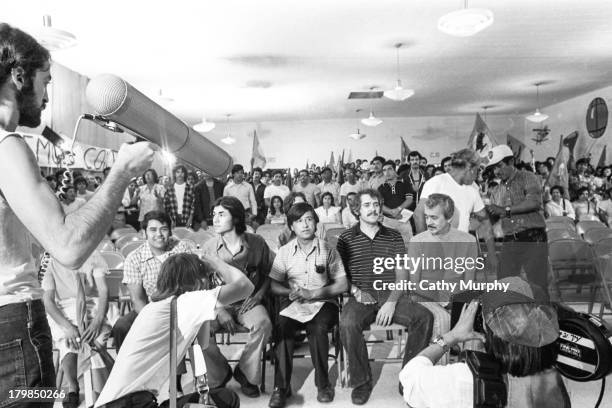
<box><xmin>484</xmin><ymin>145</ymin><xmax>549</xmax><ymax>293</ymax></box>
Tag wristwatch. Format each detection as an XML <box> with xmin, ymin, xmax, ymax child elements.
<box><xmin>430</xmin><ymin>335</ymin><xmax>450</xmax><ymax>352</ymax></box>
<box><xmin>505</xmin><ymin>206</ymin><xmax>511</xmax><ymax>218</ymax></box>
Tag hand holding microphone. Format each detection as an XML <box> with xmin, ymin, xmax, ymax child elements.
<box><xmin>114</xmin><ymin>142</ymin><xmax>159</xmax><ymax>178</ymax></box>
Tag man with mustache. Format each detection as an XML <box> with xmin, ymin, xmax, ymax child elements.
<box><xmin>336</xmin><ymin>189</ymin><xmax>433</xmax><ymax>405</ymax></box>
<box><xmin>0</xmin><ymin>24</ymin><xmax>156</xmax><ymax>407</ymax></box>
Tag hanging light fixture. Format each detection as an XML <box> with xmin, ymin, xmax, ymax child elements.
<box><xmin>526</xmin><ymin>83</ymin><xmax>549</xmax><ymax>123</ymax></box>
<box><xmin>193</xmin><ymin>117</ymin><xmax>216</xmax><ymax>133</ymax></box>
<box><xmin>221</xmin><ymin>114</ymin><xmax>236</xmax><ymax>145</ymax></box>
<box><xmin>35</xmin><ymin>15</ymin><xmax>77</xmax><ymax>51</ymax></box>
<box><xmin>438</xmin><ymin>1</ymin><xmax>494</xmax><ymax>37</ymax></box>
<box><xmin>349</xmin><ymin>109</ymin><xmax>367</xmax><ymax>139</ymax></box>
<box><xmin>361</xmin><ymin>94</ymin><xmax>383</xmax><ymax>127</ymax></box>
<box><xmin>384</xmin><ymin>43</ymin><xmax>414</xmax><ymax>102</ymax></box>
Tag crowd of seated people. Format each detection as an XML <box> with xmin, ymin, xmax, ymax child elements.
<box><xmin>39</xmin><ymin>145</ymin><xmax>612</xmax><ymax>408</ymax></box>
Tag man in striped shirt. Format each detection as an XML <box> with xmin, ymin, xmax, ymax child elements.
<box><xmin>336</xmin><ymin>189</ymin><xmax>433</xmax><ymax>405</ymax></box>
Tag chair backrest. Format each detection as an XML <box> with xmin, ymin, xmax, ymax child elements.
<box><xmin>576</xmin><ymin>220</ymin><xmax>606</xmax><ymax>236</ymax></box>
<box><xmin>548</xmin><ymin>239</ymin><xmax>595</xmax><ymax>264</ymax></box>
<box><xmin>324</xmin><ymin>227</ymin><xmax>346</xmax><ymax>249</ymax></box>
<box><xmin>100</xmin><ymin>251</ymin><xmax>125</xmax><ymax>269</ymax></box>
<box><xmin>97</xmin><ymin>239</ymin><xmax>115</xmax><ymax>252</ymax></box>
<box><xmin>594</xmin><ymin>237</ymin><xmax>612</xmax><ymax>258</ymax></box>
<box><xmin>105</xmin><ymin>269</ymin><xmax>124</xmax><ymax>300</ymax></box>
<box><xmin>546</xmin><ymin>220</ymin><xmax>576</xmax><ymax>231</ymax></box>
<box><xmin>115</xmin><ymin>233</ymin><xmax>145</xmax><ymax>250</ymax></box>
<box><xmin>180</xmin><ymin>239</ymin><xmax>197</xmax><ymax>251</ymax></box>
<box><xmin>547</xmin><ymin>228</ymin><xmax>581</xmax><ymax>242</ymax></box>
<box><xmin>187</xmin><ymin>229</ymin><xmax>216</xmax><ymax>243</ymax></box>
<box><xmin>120</xmin><ymin>241</ymin><xmax>144</xmax><ymax>258</ymax></box>
<box><xmin>547</xmin><ymin>216</ymin><xmax>575</xmax><ymax>224</ymax></box>
<box><xmin>256</xmin><ymin>224</ymin><xmax>286</xmax><ymax>243</ymax></box>
<box><xmin>318</xmin><ymin>223</ymin><xmax>345</xmax><ymax>239</ymax></box>
<box><xmin>583</xmin><ymin>228</ymin><xmax>612</xmax><ymax>245</ymax></box>
<box><xmin>109</xmin><ymin>226</ymin><xmax>137</xmax><ymax>241</ymax></box>
<box><xmin>172</xmin><ymin>227</ymin><xmax>193</xmax><ymax>239</ymax></box>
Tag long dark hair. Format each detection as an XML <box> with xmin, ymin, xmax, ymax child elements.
<box><xmin>0</xmin><ymin>23</ymin><xmax>50</xmax><ymax>86</ymax></box>
<box><xmin>270</xmin><ymin>195</ymin><xmax>284</xmax><ymax>215</ymax></box>
<box><xmin>151</xmin><ymin>253</ymin><xmax>211</xmax><ymax>301</ymax></box>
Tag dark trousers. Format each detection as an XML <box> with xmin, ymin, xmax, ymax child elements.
<box><xmin>339</xmin><ymin>296</ymin><xmax>433</xmax><ymax>388</ymax></box>
<box><xmin>0</xmin><ymin>300</ymin><xmax>55</xmax><ymax>408</ymax></box>
<box><xmin>274</xmin><ymin>302</ymin><xmax>338</xmax><ymax>390</ymax></box>
<box><xmin>98</xmin><ymin>389</ymin><xmax>239</xmax><ymax>408</ymax></box>
<box><xmin>111</xmin><ymin>310</ymin><xmax>138</xmax><ymax>350</ymax></box>
<box><xmin>499</xmin><ymin>227</ymin><xmax>549</xmax><ymax>294</ymax></box>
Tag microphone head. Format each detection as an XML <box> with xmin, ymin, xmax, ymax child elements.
<box><xmin>86</xmin><ymin>74</ymin><xmax>128</xmax><ymax>116</ymax></box>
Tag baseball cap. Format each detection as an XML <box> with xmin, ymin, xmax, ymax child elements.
<box><xmin>484</xmin><ymin>145</ymin><xmax>514</xmax><ymax>168</ymax></box>
<box><xmin>480</xmin><ymin>277</ymin><xmax>559</xmax><ymax>347</ymax></box>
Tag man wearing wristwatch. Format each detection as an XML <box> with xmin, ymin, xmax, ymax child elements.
<box><xmin>484</xmin><ymin>145</ymin><xmax>549</xmax><ymax>293</ymax></box>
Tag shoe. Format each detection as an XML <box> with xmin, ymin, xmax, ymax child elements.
<box><xmin>212</xmin><ymin>368</ymin><xmax>233</xmax><ymax>389</ymax></box>
<box><xmin>233</xmin><ymin>365</ymin><xmax>261</xmax><ymax>398</ymax></box>
<box><xmin>62</xmin><ymin>391</ymin><xmax>79</xmax><ymax>408</ymax></box>
<box><xmin>317</xmin><ymin>385</ymin><xmax>335</xmax><ymax>403</ymax></box>
<box><xmin>268</xmin><ymin>387</ymin><xmax>291</xmax><ymax>408</ymax></box>
<box><xmin>351</xmin><ymin>383</ymin><xmax>372</xmax><ymax>405</ymax></box>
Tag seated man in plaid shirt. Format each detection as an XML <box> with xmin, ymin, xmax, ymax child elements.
<box><xmin>111</xmin><ymin>211</ymin><xmax>192</xmax><ymax>390</ymax></box>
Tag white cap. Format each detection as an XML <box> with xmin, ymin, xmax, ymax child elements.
<box><xmin>485</xmin><ymin>145</ymin><xmax>514</xmax><ymax>168</ymax></box>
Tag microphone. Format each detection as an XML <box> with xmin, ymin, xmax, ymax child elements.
<box><xmin>85</xmin><ymin>74</ymin><xmax>233</xmax><ymax>178</ymax></box>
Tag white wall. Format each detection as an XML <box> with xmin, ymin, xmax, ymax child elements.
<box><xmin>521</xmin><ymin>85</ymin><xmax>612</xmax><ymax>164</ymax></box>
<box><xmin>205</xmin><ymin>114</ymin><xmax>524</xmax><ymax>170</ymax></box>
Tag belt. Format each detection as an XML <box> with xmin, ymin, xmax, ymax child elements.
<box><xmin>503</xmin><ymin>227</ymin><xmax>546</xmax><ymax>242</ymax></box>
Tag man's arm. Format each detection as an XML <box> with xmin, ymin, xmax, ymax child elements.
<box><xmin>248</xmin><ymin>186</ymin><xmax>258</xmax><ymax>216</ymax></box>
<box><xmin>0</xmin><ymin>137</ymin><xmax>156</xmax><ymax>268</ymax></box>
<box><xmin>473</xmin><ymin>209</ymin><xmax>498</xmax><ymax>274</ymax></box>
<box><xmin>203</xmin><ymin>256</ymin><xmax>254</xmax><ymax>306</ymax></box>
<box><xmin>126</xmin><ymin>283</ymin><xmax>148</xmax><ymax>313</ymax></box>
<box><xmin>82</xmin><ymin>274</ymin><xmax>109</xmax><ymax>344</ymax></box>
<box><xmin>414</xmin><ymin>200</ymin><xmax>427</xmax><ymax>233</ymax></box>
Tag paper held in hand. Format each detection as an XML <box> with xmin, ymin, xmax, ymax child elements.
<box><xmin>280</xmin><ymin>301</ymin><xmax>325</xmax><ymax>323</ymax></box>
<box><xmin>399</xmin><ymin>209</ymin><xmax>413</xmax><ymax>223</ymax></box>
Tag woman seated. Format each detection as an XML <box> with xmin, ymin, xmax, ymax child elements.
<box><xmin>544</xmin><ymin>185</ymin><xmax>575</xmax><ymax>219</ymax></box>
<box><xmin>572</xmin><ymin>186</ymin><xmax>599</xmax><ymax>221</ymax></box>
<box><xmin>400</xmin><ymin>277</ymin><xmax>570</xmax><ymax>408</ymax></box>
<box><xmin>314</xmin><ymin>192</ymin><xmax>341</xmax><ymax>224</ymax></box>
<box><xmin>597</xmin><ymin>187</ymin><xmax>612</xmax><ymax>227</ymax></box>
<box><xmin>266</xmin><ymin>195</ymin><xmax>287</xmax><ymax>225</ymax></box>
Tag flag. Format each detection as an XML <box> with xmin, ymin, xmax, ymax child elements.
<box><xmin>305</xmin><ymin>159</ymin><xmax>309</xmax><ymax>171</ymax></box>
<box><xmin>562</xmin><ymin>131</ymin><xmax>579</xmax><ymax>171</ymax></box>
<box><xmin>250</xmin><ymin>130</ymin><xmax>266</xmax><ymax>169</ymax></box>
<box><xmin>347</xmin><ymin>149</ymin><xmax>353</xmax><ymax>164</ymax></box>
<box><xmin>400</xmin><ymin>137</ymin><xmax>410</xmax><ymax>162</ymax></box>
<box><xmin>597</xmin><ymin>145</ymin><xmax>607</xmax><ymax>168</ymax></box>
<box><xmin>337</xmin><ymin>150</ymin><xmax>345</xmax><ymax>185</ymax></box>
<box><xmin>506</xmin><ymin>134</ymin><xmax>525</xmax><ymax>161</ymax></box>
<box><xmin>286</xmin><ymin>168</ymin><xmax>293</xmax><ymax>191</ymax></box>
<box><xmin>329</xmin><ymin>152</ymin><xmax>335</xmax><ymax>169</ymax></box>
<box><xmin>467</xmin><ymin>113</ymin><xmax>498</xmax><ymax>158</ymax></box>
<box><xmin>546</xmin><ymin>135</ymin><xmax>571</xmax><ymax>194</ymax></box>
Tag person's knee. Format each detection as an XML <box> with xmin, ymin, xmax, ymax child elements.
<box><xmin>339</xmin><ymin>311</ymin><xmax>361</xmax><ymax>332</ymax></box>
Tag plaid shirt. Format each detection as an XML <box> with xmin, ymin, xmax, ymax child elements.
<box><xmin>122</xmin><ymin>237</ymin><xmax>192</xmax><ymax>297</ymax></box>
<box><xmin>164</xmin><ymin>183</ymin><xmax>195</xmax><ymax>226</ymax></box>
<box><xmin>499</xmin><ymin>169</ymin><xmax>546</xmax><ymax>234</ymax></box>
<box><xmin>270</xmin><ymin>237</ymin><xmax>345</xmax><ymax>303</ymax></box>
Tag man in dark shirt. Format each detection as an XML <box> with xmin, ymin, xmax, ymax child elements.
<box><xmin>485</xmin><ymin>145</ymin><xmax>549</xmax><ymax>293</ymax></box>
<box><xmin>192</xmin><ymin>172</ymin><xmax>225</xmax><ymax>230</ymax></box>
<box><xmin>336</xmin><ymin>189</ymin><xmax>433</xmax><ymax>405</ymax></box>
<box><xmin>378</xmin><ymin>160</ymin><xmax>415</xmax><ymax>239</ymax></box>
<box><xmin>251</xmin><ymin>167</ymin><xmax>267</xmax><ymax>228</ymax></box>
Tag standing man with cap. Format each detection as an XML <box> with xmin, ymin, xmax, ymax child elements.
<box><xmin>484</xmin><ymin>145</ymin><xmax>549</xmax><ymax>293</ymax></box>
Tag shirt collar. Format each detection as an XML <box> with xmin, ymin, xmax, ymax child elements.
<box><xmin>143</xmin><ymin>237</ymin><xmax>179</xmax><ymax>261</ymax></box>
<box><xmin>215</xmin><ymin>233</ymin><xmax>250</xmax><ymax>252</ymax></box>
<box><xmin>290</xmin><ymin>236</ymin><xmax>321</xmax><ymax>256</ymax></box>
<box><xmin>350</xmin><ymin>222</ymin><xmax>388</xmax><ymax>239</ymax></box>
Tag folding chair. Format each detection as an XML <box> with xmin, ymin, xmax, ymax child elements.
<box><xmin>255</xmin><ymin>224</ymin><xmax>285</xmax><ymax>248</ymax></box>
<box><xmin>173</xmin><ymin>226</ymin><xmax>193</xmax><ymax>240</ymax></box>
<box><xmin>324</xmin><ymin>227</ymin><xmax>346</xmax><ymax>249</ymax></box>
<box><xmin>181</xmin><ymin>238</ymin><xmax>198</xmax><ymax>250</ymax></box>
<box><xmin>105</xmin><ymin>269</ymin><xmax>132</xmax><ymax>316</ymax></box>
<box><xmin>576</xmin><ymin>220</ymin><xmax>606</xmax><ymax>237</ymax></box>
<box><xmin>96</xmin><ymin>239</ymin><xmax>115</xmax><ymax>252</ymax></box>
<box><xmin>119</xmin><ymin>240</ymin><xmax>144</xmax><ymax>258</ymax></box>
<box><xmin>115</xmin><ymin>233</ymin><xmax>144</xmax><ymax>251</ymax></box>
<box><xmin>547</xmin><ymin>228</ymin><xmax>581</xmax><ymax>242</ymax></box>
<box><xmin>548</xmin><ymin>238</ymin><xmax>599</xmax><ymax>308</ymax></box>
<box><xmin>109</xmin><ymin>226</ymin><xmax>137</xmax><ymax>241</ymax></box>
<box><xmin>592</xmin><ymin>238</ymin><xmax>612</xmax><ymax>318</ymax></box>
<box><xmin>100</xmin><ymin>251</ymin><xmax>125</xmax><ymax>270</ymax></box>
<box><xmin>583</xmin><ymin>228</ymin><xmax>612</xmax><ymax>245</ymax></box>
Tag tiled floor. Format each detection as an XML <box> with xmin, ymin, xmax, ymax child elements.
<box><xmin>56</xmin><ymin>302</ymin><xmax>612</xmax><ymax>407</ymax></box>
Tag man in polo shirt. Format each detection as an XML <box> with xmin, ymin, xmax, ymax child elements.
<box><xmin>223</xmin><ymin>164</ymin><xmax>258</xmax><ymax>223</ymax></box>
<box><xmin>264</xmin><ymin>170</ymin><xmax>291</xmax><ymax>208</ymax></box>
<box><xmin>201</xmin><ymin>196</ymin><xmax>274</xmax><ymax>398</ymax></box>
<box><xmin>318</xmin><ymin>167</ymin><xmax>340</xmax><ymax>206</ymax></box>
<box><xmin>336</xmin><ymin>189</ymin><xmax>434</xmax><ymax>405</ymax></box>
<box><xmin>340</xmin><ymin>167</ymin><xmax>365</xmax><ymax>208</ymax></box>
<box><xmin>111</xmin><ymin>211</ymin><xmax>192</xmax><ymax>350</ymax></box>
<box><xmin>378</xmin><ymin>160</ymin><xmax>415</xmax><ymax>238</ymax></box>
<box><xmin>268</xmin><ymin>202</ymin><xmax>348</xmax><ymax>408</ymax></box>
<box><xmin>484</xmin><ymin>145</ymin><xmax>549</xmax><ymax>292</ymax></box>
<box><xmin>293</xmin><ymin>169</ymin><xmax>321</xmax><ymax>208</ymax></box>
<box><xmin>367</xmin><ymin>156</ymin><xmax>386</xmax><ymax>191</ymax></box>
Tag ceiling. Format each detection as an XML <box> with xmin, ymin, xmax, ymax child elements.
<box><xmin>6</xmin><ymin>0</ymin><xmax>612</xmax><ymax>125</ymax></box>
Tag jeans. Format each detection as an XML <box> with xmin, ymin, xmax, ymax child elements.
<box><xmin>0</xmin><ymin>300</ymin><xmax>55</xmax><ymax>408</ymax></box>
<box><xmin>499</xmin><ymin>227</ymin><xmax>549</xmax><ymax>294</ymax></box>
<box><xmin>339</xmin><ymin>296</ymin><xmax>433</xmax><ymax>388</ymax></box>
<box><xmin>274</xmin><ymin>302</ymin><xmax>338</xmax><ymax>390</ymax></box>
<box><xmin>204</xmin><ymin>304</ymin><xmax>272</xmax><ymax>387</ymax></box>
